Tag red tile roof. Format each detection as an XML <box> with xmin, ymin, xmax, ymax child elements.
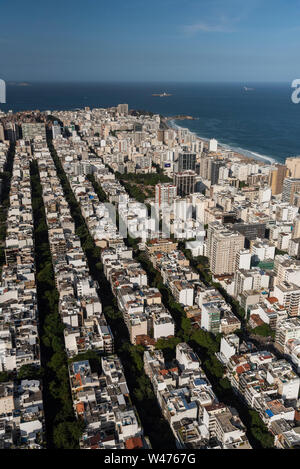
<box><xmin>125</xmin><ymin>437</ymin><xmax>143</xmax><ymax>449</ymax></box>
<box><xmin>267</xmin><ymin>297</ymin><xmax>278</xmax><ymax>304</ymax></box>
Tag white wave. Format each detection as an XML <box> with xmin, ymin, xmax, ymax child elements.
<box><xmin>168</xmin><ymin>119</ymin><xmax>181</xmax><ymax>130</ymax></box>
<box><xmin>244</xmin><ymin>150</ymin><xmax>276</xmax><ymax>165</ymax></box>
<box><xmin>225</xmin><ymin>146</ymin><xmax>276</xmax><ymax>164</ymax></box>
<box><xmin>170</xmin><ymin>119</ymin><xmax>277</xmax><ymax>165</ymax></box>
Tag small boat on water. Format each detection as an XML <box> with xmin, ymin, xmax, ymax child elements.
<box><xmin>152</xmin><ymin>92</ymin><xmax>172</xmax><ymax>97</ymax></box>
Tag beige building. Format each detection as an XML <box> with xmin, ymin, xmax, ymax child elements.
<box><xmin>128</xmin><ymin>316</ymin><xmax>148</xmax><ymax>344</ymax></box>
<box><xmin>0</xmin><ymin>385</ymin><xmax>14</xmax><ymax>415</ymax></box>
<box><xmin>146</xmin><ymin>238</ymin><xmax>178</xmax><ymax>255</ymax></box>
<box><xmin>207</xmin><ymin>222</ymin><xmax>245</xmax><ymax>276</ymax></box>
<box><xmin>268</xmin><ymin>164</ymin><xmax>288</xmax><ymax>195</ymax></box>
<box><xmin>286</xmin><ymin>157</ymin><xmax>300</xmax><ymax>178</ymax></box>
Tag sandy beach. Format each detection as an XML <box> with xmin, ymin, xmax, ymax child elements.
<box><xmin>165</xmin><ymin>117</ymin><xmax>275</xmax><ymax>166</ymax></box>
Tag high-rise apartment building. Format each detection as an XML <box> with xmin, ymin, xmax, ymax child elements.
<box><xmin>0</xmin><ymin>123</ymin><xmax>5</xmax><ymax>142</ymax></box>
<box><xmin>173</xmin><ymin>171</ymin><xmax>196</xmax><ymax>196</ymax></box>
<box><xmin>273</xmin><ymin>282</ymin><xmax>300</xmax><ymax>317</ymax></box>
<box><xmin>289</xmin><ymin>238</ymin><xmax>300</xmax><ymax>259</ymax></box>
<box><xmin>199</xmin><ymin>156</ymin><xmax>224</xmax><ymax>185</ymax></box>
<box><xmin>199</xmin><ymin>156</ymin><xmax>212</xmax><ymax>180</ymax></box>
<box><xmin>201</xmin><ymin>304</ymin><xmax>221</xmax><ymax>334</ymax></box>
<box><xmin>4</xmin><ymin>122</ymin><xmax>17</xmax><ymax>142</ymax></box>
<box><xmin>210</xmin><ymin>160</ymin><xmax>224</xmax><ymax>185</ymax></box>
<box><xmin>286</xmin><ymin>157</ymin><xmax>300</xmax><ymax>178</ymax></box>
<box><xmin>177</xmin><ymin>152</ymin><xmax>196</xmax><ymax>172</ymax></box>
<box><xmin>209</xmin><ymin>138</ymin><xmax>218</xmax><ymax>152</ymax></box>
<box><xmin>207</xmin><ymin>222</ymin><xmax>245</xmax><ymax>276</ymax></box>
<box><xmin>268</xmin><ymin>164</ymin><xmax>288</xmax><ymax>195</ymax></box>
<box><xmin>155</xmin><ymin>183</ymin><xmax>177</xmax><ymax>208</ymax></box>
<box><xmin>282</xmin><ymin>178</ymin><xmax>300</xmax><ymax>204</ymax></box>
<box><xmin>117</xmin><ymin>103</ymin><xmax>129</xmax><ymax>115</ymax></box>
<box><xmin>292</xmin><ymin>215</ymin><xmax>300</xmax><ymax>239</ymax></box>
<box><xmin>274</xmin><ymin>255</ymin><xmax>300</xmax><ymax>286</ymax></box>
<box><xmin>275</xmin><ymin>318</ymin><xmax>300</xmax><ymax>354</ymax></box>
<box><xmin>52</xmin><ymin>122</ymin><xmax>61</xmax><ymax>139</ymax></box>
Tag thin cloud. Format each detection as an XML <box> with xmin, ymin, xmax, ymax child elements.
<box><xmin>182</xmin><ymin>12</ymin><xmax>242</xmax><ymax>34</ymax></box>
<box><xmin>183</xmin><ymin>22</ymin><xmax>235</xmax><ymax>33</ymax></box>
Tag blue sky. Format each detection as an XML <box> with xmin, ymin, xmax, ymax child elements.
<box><xmin>1</xmin><ymin>0</ymin><xmax>300</xmax><ymax>82</ymax></box>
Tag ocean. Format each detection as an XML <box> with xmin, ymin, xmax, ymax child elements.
<box><xmin>1</xmin><ymin>81</ymin><xmax>300</xmax><ymax>164</ymax></box>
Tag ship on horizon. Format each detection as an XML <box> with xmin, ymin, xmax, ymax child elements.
<box><xmin>152</xmin><ymin>91</ymin><xmax>172</xmax><ymax>97</ymax></box>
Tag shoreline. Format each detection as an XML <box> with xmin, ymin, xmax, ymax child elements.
<box><xmin>165</xmin><ymin>117</ymin><xmax>276</xmax><ymax>166</ymax></box>
<box><xmin>0</xmin><ymin>103</ymin><xmax>279</xmax><ymax>166</ymax></box>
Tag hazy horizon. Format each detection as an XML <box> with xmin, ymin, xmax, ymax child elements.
<box><xmin>5</xmin><ymin>80</ymin><xmax>294</xmax><ymax>85</ymax></box>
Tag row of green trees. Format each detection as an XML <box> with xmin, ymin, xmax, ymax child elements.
<box><xmin>0</xmin><ymin>143</ymin><xmax>15</xmax><ymax>274</ymax></box>
<box><xmin>174</xmin><ymin>245</ymin><xmax>273</xmax><ymax>447</ymax></box>
<box><xmin>47</xmin><ymin>145</ymin><xmax>176</xmax><ymax>449</ymax></box>
<box><xmin>0</xmin><ymin>146</ymin><xmax>49</xmax><ymax>387</ymax></box>
<box><xmin>30</xmin><ymin>160</ymin><xmax>83</xmax><ymax>449</ymax></box>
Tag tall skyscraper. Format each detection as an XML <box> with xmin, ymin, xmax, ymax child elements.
<box><xmin>0</xmin><ymin>123</ymin><xmax>5</xmax><ymax>142</ymax></box>
<box><xmin>177</xmin><ymin>152</ymin><xmax>196</xmax><ymax>172</ymax></box>
<box><xmin>207</xmin><ymin>222</ymin><xmax>245</xmax><ymax>276</ymax></box>
<box><xmin>155</xmin><ymin>183</ymin><xmax>177</xmax><ymax>208</ymax></box>
<box><xmin>5</xmin><ymin>122</ymin><xmax>17</xmax><ymax>142</ymax></box>
<box><xmin>173</xmin><ymin>171</ymin><xmax>196</xmax><ymax>196</ymax></box>
<box><xmin>52</xmin><ymin>122</ymin><xmax>61</xmax><ymax>139</ymax></box>
<box><xmin>268</xmin><ymin>164</ymin><xmax>288</xmax><ymax>195</ymax></box>
<box><xmin>210</xmin><ymin>160</ymin><xmax>224</xmax><ymax>185</ymax></box>
<box><xmin>209</xmin><ymin>138</ymin><xmax>218</xmax><ymax>152</ymax></box>
<box><xmin>282</xmin><ymin>178</ymin><xmax>300</xmax><ymax>204</ymax></box>
<box><xmin>199</xmin><ymin>156</ymin><xmax>212</xmax><ymax>180</ymax></box>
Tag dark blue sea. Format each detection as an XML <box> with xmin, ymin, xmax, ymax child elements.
<box><xmin>2</xmin><ymin>82</ymin><xmax>300</xmax><ymax>164</ymax></box>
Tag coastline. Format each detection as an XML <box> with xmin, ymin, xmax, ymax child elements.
<box><xmin>166</xmin><ymin>117</ymin><xmax>276</xmax><ymax>166</ymax></box>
